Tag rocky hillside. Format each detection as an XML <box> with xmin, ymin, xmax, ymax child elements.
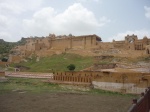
<box><xmin>0</xmin><ymin>38</ymin><xmax>26</xmax><ymax>60</ymax></box>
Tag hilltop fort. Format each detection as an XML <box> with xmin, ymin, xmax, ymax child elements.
<box><xmin>9</xmin><ymin>34</ymin><xmax>150</xmax><ymax>63</ymax></box>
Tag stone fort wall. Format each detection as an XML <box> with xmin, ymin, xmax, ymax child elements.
<box><xmin>53</xmin><ymin>71</ymin><xmax>150</xmax><ymax>94</ymax></box>
<box><xmin>9</xmin><ymin>34</ymin><xmax>150</xmax><ymax>62</ymax></box>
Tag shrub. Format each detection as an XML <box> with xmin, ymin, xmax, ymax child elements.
<box><xmin>1</xmin><ymin>57</ymin><xmax>8</xmax><ymax>62</ymax></box>
<box><xmin>67</xmin><ymin>64</ymin><xmax>75</xmax><ymax>71</ymax></box>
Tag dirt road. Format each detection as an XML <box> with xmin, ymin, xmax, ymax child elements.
<box><xmin>0</xmin><ymin>92</ymin><xmax>133</xmax><ymax>112</ymax></box>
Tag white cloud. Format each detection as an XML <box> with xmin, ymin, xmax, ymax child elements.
<box><xmin>144</xmin><ymin>6</ymin><xmax>150</xmax><ymax>20</ymax></box>
<box><xmin>76</xmin><ymin>0</ymin><xmax>100</xmax><ymax>2</ymax></box>
<box><xmin>99</xmin><ymin>16</ymin><xmax>111</xmax><ymax>26</ymax></box>
<box><xmin>108</xmin><ymin>30</ymin><xmax>150</xmax><ymax>42</ymax></box>
<box><xmin>22</xmin><ymin>3</ymin><xmax>110</xmax><ymax>37</ymax></box>
<box><xmin>0</xmin><ymin>0</ymin><xmax>43</xmax><ymax>14</ymax></box>
<box><xmin>0</xmin><ymin>15</ymin><xmax>9</xmax><ymax>28</ymax></box>
<box><xmin>0</xmin><ymin>32</ymin><xmax>12</xmax><ymax>42</ymax></box>
<box><xmin>0</xmin><ymin>0</ymin><xmax>43</xmax><ymax>42</ymax></box>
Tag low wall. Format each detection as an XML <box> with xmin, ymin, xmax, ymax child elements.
<box><xmin>0</xmin><ymin>62</ymin><xmax>9</xmax><ymax>66</ymax></box>
<box><xmin>0</xmin><ymin>71</ymin><xmax>5</xmax><ymax>77</ymax></box>
<box><xmin>92</xmin><ymin>81</ymin><xmax>146</xmax><ymax>94</ymax></box>
<box><xmin>53</xmin><ymin>71</ymin><xmax>150</xmax><ymax>93</ymax></box>
<box><xmin>53</xmin><ymin>75</ymin><xmax>92</xmax><ymax>83</ymax></box>
<box><xmin>128</xmin><ymin>87</ymin><xmax>150</xmax><ymax>112</ymax></box>
<box><xmin>93</xmin><ymin>63</ymin><xmax>116</xmax><ymax>69</ymax></box>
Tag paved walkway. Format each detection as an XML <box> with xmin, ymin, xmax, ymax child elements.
<box><xmin>5</xmin><ymin>72</ymin><xmax>53</xmax><ymax>79</ymax></box>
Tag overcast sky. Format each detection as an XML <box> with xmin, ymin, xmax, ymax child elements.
<box><xmin>0</xmin><ymin>0</ymin><xmax>150</xmax><ymax>42</ymax></box>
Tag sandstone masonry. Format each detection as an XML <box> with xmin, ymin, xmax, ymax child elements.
<box><xmin>9</xmin><ymin>34</ymin><xmax>150</xmax><ymax>63</ymax></box>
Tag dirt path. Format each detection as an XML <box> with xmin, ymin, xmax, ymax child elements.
<box><xmin>0</xmin><ymin>92</ymin><xmax>133</xmax><ymax>112</ymax></box>
<box><xmin>5</xmin><ymin>72</ymin><xmax>53</xmax><ymax>79</ymax></box>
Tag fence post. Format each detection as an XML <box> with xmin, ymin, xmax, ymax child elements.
<box><xmin>128</xmin><ymin>87</ymin><xmax>150</xmax><ymax>112</ymax></box>
<box><xmin>132</xmin><ymin>99</ymin><xmax>137</xmax><ymax>104</ymax></box>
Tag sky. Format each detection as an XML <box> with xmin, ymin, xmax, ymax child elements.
<box><xmin>0</xmin><ymin>0</ymin><xmax>150</xmax><ymax>42</ymax></box>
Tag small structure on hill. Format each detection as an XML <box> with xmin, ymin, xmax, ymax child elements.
<box><xmin>0</xmin><ymin>71</ymin><xmax>7</xmax><ymax>82</ymax></box>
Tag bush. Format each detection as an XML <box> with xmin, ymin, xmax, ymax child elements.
<box><xmin>1</xmin><ymin>57</ymin><xmax>8</xmax><ymax>62</ymax></box>
<box><xmin>67</xmin><ymin>64</ymin><xmax>75</xmax><ymax>71</ymax></box>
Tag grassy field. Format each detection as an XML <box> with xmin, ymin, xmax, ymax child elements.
<box><xmin>0</xmin><ymin>77</ymin><xmax>138</xmax><ymax>112</ymax></box>
<box><xmin>11</xmin><ymin>53</ymin><xmax>94</xmax><ymax>72</ymax></box>
<box><xmin>0</xmin><ymin>77</ymin><xmax>61</xmax><ymax>93</ymax></box>
<box><xmin>7</xmin><ymin>53</ymin><xmax>150</xmax><ymax>73</ymax></box>
<box><xmin>0</xmin><ymin>77</ymin><xmax>137</xmax><ymax>97</ymax></box>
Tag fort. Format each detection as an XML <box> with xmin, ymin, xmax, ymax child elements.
<box><xmin>6</xmin><ymin>33</ymin><xmax>150</xmax><ymax>94</ymax></box>
<box><xmin>9</xmin><ymin>34</ymin><xmax>150</xmax><ymax>63</ymax></box>
<box><xmin>2</xmin><ymin>34</ymin><xmax>150</xmax><ymax>112</ymax></box>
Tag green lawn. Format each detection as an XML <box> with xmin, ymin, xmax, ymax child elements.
<box><xmin>11</xmin><ymin>53</ymin><xmax>94</xmax><ymax>72</ymax></box>
<box><xmin>0</xmin><ymin>77</ymin><xmax>63</xmax><ymax>94</ymax></box>
<box><xmin>0</xmin><ymin>77</ymin><xmax>137</xmax><ymax>98</ymax></box>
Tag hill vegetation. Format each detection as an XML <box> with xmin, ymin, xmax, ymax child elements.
<box><xmin>0</xmin><ymin>39</ymin><xmax>16</xmax><ymax>54</ymax></box>
<box><xmin>9</xmin><ymin>53</ymin><xmax>150</xmax><ymax>72</ymax></box>
<box><xmin>0</xmin><ymin>38</ymin><xmax>26</xmax><ymax>60</ymax></box>
<box><xmin>12</xmin><ymin>53</ymin><xmax>94</xmax><ymax>72</ymax></box>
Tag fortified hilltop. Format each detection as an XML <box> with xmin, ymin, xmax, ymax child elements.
<box><xmin>9</xmin><ymin>34</ymin><xmax>150</xmax><ymax>63</ymax></box>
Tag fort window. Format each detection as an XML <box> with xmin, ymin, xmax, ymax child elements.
<box><xmin>129</xmin><ymin>40</ymin><xmax>133</xmax><ymax>43</ymax></box>
<box><xmin>147</xmin><ymin>49</ymin><xmax>150</xmax><ymax>54</ymax></box>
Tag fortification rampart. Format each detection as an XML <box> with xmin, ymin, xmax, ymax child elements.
<box><xmin>9</xmin><ymin>34</ymin><xmax>150</xmax><ymax>62</ymax></box>
<box><xmin>52</xmin><ymin>71</ymin><xmax>150</xmax><ymax>94</ymax></box>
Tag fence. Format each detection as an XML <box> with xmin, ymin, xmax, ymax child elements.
<box><xmin>53</xmin><ymin>75</ymin><xmax>92</xmax><ymax>83</ymax></box>
<box><xmin>128</xmin><ymin>87</ymin><xmax>150</xmax><ymax>112</ymax></box>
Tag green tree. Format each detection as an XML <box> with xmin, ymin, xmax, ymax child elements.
<box><xmin>67</xmin><ymin>64</ymin><xmax>75</xmax><ymax>71</ymax></box>
<box><xmin>1</xmin><ymin>57</ymin><xmax>8</xmax><ymax>62</ymax></box>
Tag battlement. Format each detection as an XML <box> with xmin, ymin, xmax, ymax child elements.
<box><xmin>8</xmin><ymin>34</ymin><xmax>150</xmax><ymax>63</ymax></box>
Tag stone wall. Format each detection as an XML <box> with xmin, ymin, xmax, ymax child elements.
<box><xmin>53</xmin><ymin>71</ymin><xmax>150</xmax><ymax>94</ymax></box>
<box><xmin>0</xmin><ymin>61</ymin><xmax>10</xmax><ymax>66</ymax></box>
<box><xmin>128</xmin><ymin>87</ymin><xmax>150</xmax><ymax>112</ymax></box>
<box><xmin>9</xmin><ymin>34</ymin><xmax>102</xmax><ymax>62</ymax></box>
<box><xmin>0</xmin><ymin>71</ymin><xmax>5</xmax><ymax>77</ymax></box>
<box><xmin>146</xmin><ymin>45</ymin><xmax>150</xmax><ymax>54</ymax></box>
<box><xmin>9</xmin><ymin>34</ymin><xmax>150</xmax><ymax>63</ymax></box>
<box><xmin>92</xmin><ymin>81</ymin><xmax>146</xmax><ymax>94</ymax></box>
<box><xmin>8</xmin><ymin>55</ymin><xmax>22</xmax><ymax>63</ymax></box>
<box><xmin>92</xmin><ymin>63</ymin><xmax>116</xmax><ymax>69</ymax></box>
<box><xmin>53</xmin><ymin>71</ymin><xmax>98</xmax><ymax>83</ymax></box>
